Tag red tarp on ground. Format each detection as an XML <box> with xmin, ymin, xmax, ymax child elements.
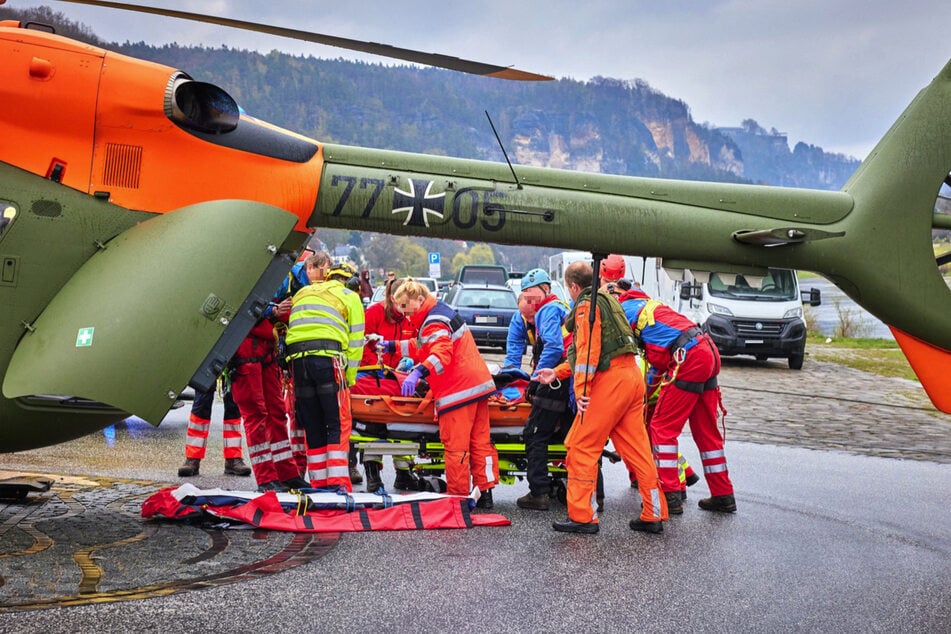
<box><xmin>142</xmin><ymin>488</ymin><xmax>510</xmax><ymax>532</ymax></box>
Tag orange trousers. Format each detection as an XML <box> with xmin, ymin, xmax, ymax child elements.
<box><xmin>565</xmin><ymin>354</ymin><xmax>668</xmax><ymax>523</ymax></box>
<box><xmin>438</xmin><ymin>398</ymin><xmax>499</xmax><ymax>496</ymax></box>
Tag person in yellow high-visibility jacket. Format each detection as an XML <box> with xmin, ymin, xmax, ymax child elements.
<box><xmin>285</xmin><ymin>259</ymin><xmax>365</xmax><ymax>491</ymax></box>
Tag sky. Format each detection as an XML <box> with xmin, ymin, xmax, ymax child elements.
<box><xmin>12</xmin><ymin>0</ymin><xmax>951</xmax><ymax>159</ymax></box>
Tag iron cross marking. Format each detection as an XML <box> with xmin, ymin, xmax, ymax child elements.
<box><xmin>392</xmin><ymin>179</ymin><xmax>445</xmax><ymax>227</ymax></box>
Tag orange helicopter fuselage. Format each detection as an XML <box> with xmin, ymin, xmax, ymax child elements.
<box><xmin>0</xmin><ymin>22</ymin><xmax>321</xmax><ymax>232</ymax></box>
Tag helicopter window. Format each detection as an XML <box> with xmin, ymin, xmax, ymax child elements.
<box><xmin>0</xmin><ymin>204</ymin><xmax>16</xmax><ymax>239</ymax></box>
<box><xmin>170</xmin><ymin>79</ymin><xmax>239</xmax><ymax>134</ymax></box>
<box><xmin>934</xmin><ymin>171</ymin><xmax>951</xmax><ymax>270</ymax></box>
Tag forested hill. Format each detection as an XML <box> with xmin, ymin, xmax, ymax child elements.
<box><xmin>2</xmin><ymin>6</ymin><xmax>865</xmax><ymax>274</ymax></box>
<box><xmin>0</xmin><ymin>5</ymin><xmax>859</xmax><ymax>190</ymax></box>
<box><xmin>119</xmin><ymin>43</ymin><xmax>859</xmax><ymax>189</ymax></box>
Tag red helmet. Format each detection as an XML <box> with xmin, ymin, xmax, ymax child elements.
<box><xmin>600</xmin><ymin>254</ymin><xmax>625</xmax><ymax>281</ymax></box>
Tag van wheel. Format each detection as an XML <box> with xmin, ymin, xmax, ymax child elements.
<box><xmin>788</xmin><ymin>354</ymin><xmax>804</xmax><ymax>370</ymax></box>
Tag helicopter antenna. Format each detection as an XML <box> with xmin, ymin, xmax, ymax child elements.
<box><xmin>485</xmin><ymin>111</ymin><xmax>522</xmax><ymax>190</ymax></box>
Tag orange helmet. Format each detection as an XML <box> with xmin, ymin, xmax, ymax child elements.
<box><xmin>600</xmin><ymin>254</ymin><xmax>625</xmax><ymax>281</ymax></box>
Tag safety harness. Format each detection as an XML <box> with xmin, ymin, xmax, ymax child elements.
<box><xmin>565</xmin><ymin>289</ymin><xmax>637</xmax><ymax>372</ymax></box>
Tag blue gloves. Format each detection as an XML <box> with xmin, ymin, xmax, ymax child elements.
<box><xmin>401</xmin><ymin>368</ymin><xmax>424</xmax><ymax>397</ymax></box>
<box><xmin>376</xmin><ymin>340</ymin><xmax>397</xmax><ymax>354</ymax></box>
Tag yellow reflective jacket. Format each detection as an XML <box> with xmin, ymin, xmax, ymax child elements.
<box><xmin>286</xmin><ymin>279</ymin><xmax>366</xmax><ymax>385</ymax></box>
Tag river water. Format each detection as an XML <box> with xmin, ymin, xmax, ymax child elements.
<box><xmin>801</xmin><ymin>276</ymin><xmax>893</xmax><ymax>340</ymax></box>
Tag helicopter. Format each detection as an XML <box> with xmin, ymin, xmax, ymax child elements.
<box><xmin>0</xmin><ymin>1</ymin><xmax>949</xmax><ymax>453</ymax></box>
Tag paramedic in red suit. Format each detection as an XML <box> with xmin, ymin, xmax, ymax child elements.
<box><xmin>360</xmin><ymin>277</ymin><xmax>417</xmax><ymax>370</ymax></box>
<box><xmin>384</xmin><ymin>280</ymin><xmax>499</xmax><ymax>508</ymax></box>
<box><xmin>618</xmin><ymin>287</ymin><xmax>736</xmax><ymax>514</ymax></box>
<box><xmin>355</xmin><ymin>276</ymin><xmax>420</xmax><ymax>491</ymax></box>
<box><xmin>230</xmin><ymin>319</ymin><xmax>306</xmax><ymax>493</ymax></box>
<box><xmin>270</xmin><ymin>253</ymin><xmax>329</xmax><ymax>475</ymax></box>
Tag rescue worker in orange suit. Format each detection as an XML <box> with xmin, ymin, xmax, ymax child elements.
<box><xmin>535</xmin><ymin>261</ymin><xmax>668</xmax><ymax>534</ymax></box>
<box><xmin>618</xmin><ymin>283</ymin><xmax>736</xmax><ymax>514</ymax></box>
<box><xmin>503</xmin><ymin>270</ymin><xmax>573</xmax><ymax>511</ymax></box>
<box><xmin>286</xmin><ymin>260</ymin><xmax>365</xmax><ymax>492</ymax></box>
<box><xmin>357</xmin><ymin>276</ymin><xmax>420</xmax><ymax>491</ymax></box>
<box><xmin>382</xmin><ymin>279</ymin><xmax>499</xmax><ymax>508</ymax></box>
<box><xmin>177</xmin><ymin>382</ymin><xmax>251</xmax><ymax>478</ymax></box>
<box><xmin>229</xmin><ymin>314</ymin><xmax>306</xmax><ymax>493</ymax></box>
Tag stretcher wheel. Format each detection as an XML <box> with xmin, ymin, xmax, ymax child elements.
<box><xmin>419</xmin><ymin>476</ymin><xmax>447</xmax><ymax>493</ymax></box>
<box><xmin>550</xmin><ymin>477</ymin><xmax>567</xmax><ymax>505</ymax></box>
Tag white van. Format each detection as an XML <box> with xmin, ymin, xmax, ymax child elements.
<box><xmin>544</xmin><ymin>251</ymin><xmax>819</xmax><ymax>369</ymax></box>
<box><xmin>667</xmin><ymin>267</ymin><xmax>821</xmax><ymax>370</ymax></box>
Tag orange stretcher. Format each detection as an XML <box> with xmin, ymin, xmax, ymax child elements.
<box><xmin>349</xmin><ymin>391</ymin><xmax>568</xmax><ymax>491</ymax></box>
<box><xmin>350</xmin><ymin>393</ymin><xmax>531</xmax><ymax>439</ymax></box>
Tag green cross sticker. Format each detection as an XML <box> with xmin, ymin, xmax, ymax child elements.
<box><xmin>76</xmin><ymin>327</ymin><xmax>95</xmax><ymax>347</ymax></box>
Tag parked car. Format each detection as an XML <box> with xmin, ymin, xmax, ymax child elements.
<box><xmin>369</xmin><ymin>277</ymin><xmax>438</xmax><ymax>303</ymax></box>
<box><xmin>455</xmin><ymin>264</ymin><xmax>509</xmax><ymax>285</ymax></box>
<box><xmin>443</xmin><ymin>283</ymin><xmax>519</xmax><ymax>349</ymax></box>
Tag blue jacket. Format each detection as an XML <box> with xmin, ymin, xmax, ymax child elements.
<box><xmin>264</xmin><ymin>262</ymin><xmax>310</xmax><ymax>320</ymax></box>
<box><xmin>504</xmin><ymin>297</ymin><xmax>569</xmax><ymax>371</ymax></box>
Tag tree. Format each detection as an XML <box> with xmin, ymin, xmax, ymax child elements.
<box><xmin>451</xmin><ymin>251</ymin><xmax>470</xmax><ymax>277</ymax></box>
<box><xmin>468</xmin><ymin>244</ymin><xmax>496</xmax><ymax>265</ymax></box>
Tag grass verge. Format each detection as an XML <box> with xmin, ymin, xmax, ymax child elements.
<box><xmin>806</xmin><ymin>333</ymin><xmax>916</xmax><ymax>381</ymax></box>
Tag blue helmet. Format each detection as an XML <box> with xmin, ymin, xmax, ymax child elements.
<box><xmin>521</xmin><ymin>268</ymin><xmax>551</xmax><ymax>290</ymax></box>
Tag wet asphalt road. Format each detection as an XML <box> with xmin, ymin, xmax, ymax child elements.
<box><xmin>1</xmin><ymin>350</ymin><xmax>949</xmax><ymax>632</ymax></box>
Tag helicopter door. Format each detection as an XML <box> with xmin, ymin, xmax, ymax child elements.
<box><xmin>3</xmin><ymin>199</ymin><xmax>300</xmax><ymax>424</ymax></box>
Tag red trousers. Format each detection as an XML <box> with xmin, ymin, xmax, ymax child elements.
<box><xmin>566</xmin><ymin>354</ymin><xmax>667</xmax><ymax>523</ymax></box>
<box><xmin>185</xmin><ymin>385</ymin><xmax>243</xmax><ymax>460</ymax></box>
<box><xmin>230</xmin><ymin>360</ymin><xmax>299</xmax><ymax>486</ymax></box>
<box><xmin>438</xmin><ymin>399</ymin><xmax>499</xmax><ymax>496</ymax></box>
<box><xmin>282</xmin><ymin>378</ymin><xmax>308</xmax><ymax>474</ymax></box>
<box><xmin>651</xmin><ymin>336</ymin><xmax>733</xmax><ymax>497</ymax></box>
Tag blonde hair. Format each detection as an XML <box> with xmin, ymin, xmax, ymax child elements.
<box><xmin>392</xmin><ymin>278</ymin><xmax>430</xmax><ymax>302</ymax></box>
<box><xmin>383</xmin><ymin>277</ymin><xmax>406</xmax><ymax>316</ymax></box>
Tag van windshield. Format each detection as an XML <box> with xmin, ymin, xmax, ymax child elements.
<box><xmin>708</xmin><ymin>269</ymin><xmax>798</xmax><ymax>301</ymax></box>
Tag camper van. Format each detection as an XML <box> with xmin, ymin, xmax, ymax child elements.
<box><xmin>546</xmin><ymin>251</ymin><xmax>820</xmax><ymax>370</ymax></box>
<box><xmin>547</xmin><ymin>251</ymin><xmax>662</xmax><ymax>298</ymax></box>
<box><xmin>671</xmin><ymin>267</ymin><xmax>821</xmax><ymax>370</ymax></box>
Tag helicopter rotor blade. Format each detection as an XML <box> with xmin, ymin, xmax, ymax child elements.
<box><xmin>52</xmin><ymin>0</ymin><xmax>554</xmax><ymax>81</ymax></box>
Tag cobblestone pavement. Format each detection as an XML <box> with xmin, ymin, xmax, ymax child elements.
<box><xmin>712</xmin><ymin>354</ymin><xmax>950</xmax><ymax>463</ymax></box>
<box><xmin>485</xmin><ymin>347</ymin><xmax>951</xmax><ymax>464</ymax></box>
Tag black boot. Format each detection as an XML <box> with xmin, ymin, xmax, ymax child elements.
<box><xmin>364</xmin><ymin>460</ymin><xmax>383</xmax><ymax>493</ymax></box>
<box><xmin>552</xmin><ymin>519</ymin><xmax>599</xmax><ymax>534</ymax></box>
<box><xmin>348</xmin><ymin>447</ymin><xmax>363</xmax><ymax>485</ymax></box>
<box><xmin>698</xmin><ymin>494</ymin><xmax>737</xmax><ymax>513</ymax></box>
<box><xmin>392</xmin><ymin>469</ymin><xmax>418</xmax><ymax>491</ymax></box>
<box><xmin>516</xmin><ymin>492</ymin><xmax>550</xmax><ymax>510</ymax></box>
<box><xmin>629</xmin><ymin>518</ymin><xmax>664</xmax><ymax>534</ymax></box>
<box><xmin>224</xmin><ymin>457</ymin><xmax>252</xmax><ymax>477</ymax></box>
<box><xmin>178</xmin><ymin>458</ymin><xmax>200</xmax><ymax>477</ymax></box>
<box><xmin>475</xmin><ymin>488</ymin><xmax>494</xmax><ymax>509</ymax></box>
<box><xmin>665</xmin><ymin>490</ymin><xmax>684</xmax><ymax>515</ymax></box>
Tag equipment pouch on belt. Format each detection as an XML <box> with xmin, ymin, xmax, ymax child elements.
<box><xmin>530</xmin><ymin>381</ymin><xmax>568</xmax><ymax>412</ymax></box>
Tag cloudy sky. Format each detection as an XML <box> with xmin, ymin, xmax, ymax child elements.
<box><xmin>14</xmin><ymin>0</ymin><xmax>951</xmax><ymax>158</ymax></box>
